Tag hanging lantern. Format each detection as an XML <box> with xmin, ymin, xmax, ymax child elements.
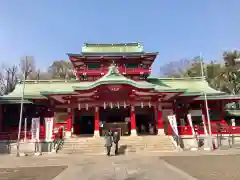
<box><xmin>110</xmin><ymin>102</ymin><xmax>113</xmax><ymax>109</ymax></box>
<box><xmin>103</xmin><ymin>102</ymin><xmax>106</xmax><ymax>109</ymax></box>
<box><xmin>85</xmin><ymin>103</ymin><xmax>88</xmax><ymax>111</ymax></box>
<box><xmin>67</xmin><ymin>108</ymin><xmax>71</xmax><ymax>113</ymax></box>
<box><xmin>78</xmin><ymin>104</ymin><xmax>81</xmax><ymax>110</ymax></box>
<box><xmin>123</xmin><ymin>101</ymin><xmax>126</xmax><ymax>108</ymax></box>
<box><xmin>141</xmin><ymin>102</ymin><xmax>144</xmax><ymax>108</ymax></box>
<box><xmin>131</xmin><ymin>105</ymin><xmax>134</xmax><ymax>112</ymax></box>
<box><xmin>148</xmin><ymin>102</ymin><xmax>151</xmax><ymax>108</ymax></box>
<box><xmin>117</xmin><ymin>102</ymin><xmax>120</xmax><ymax>109</ymax></box>
<box><xmin>67</xmin><ymin>100</ymin><xmax>71</xmax><ymax>113</ymax></box>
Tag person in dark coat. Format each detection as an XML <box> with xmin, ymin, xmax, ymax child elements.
<box><xmin>104</xmin><ymin>130</ymin><xmax>113</xmax><ymax>156</ymax></box>
<box><xmin>113</xmin><ymin>131</ymin><xmax>120</xmax><ymax>155</ymax></box>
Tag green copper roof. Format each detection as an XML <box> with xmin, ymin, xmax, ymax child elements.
<box><xmin>195</xmin><ymin>94</ymin><xmax>240</xmax><ymax>100</ymax></box>
<box><xmin>225</xmin><ymin>109</ymin><xmax>240</xmax><ymax>117</ymax></box>
<box><xmin>148</xmin><ymin>77</ymin><xmax>224</xmax><ymax>96</ymax></box>
<box><xmin>68</xmin><ymin>52</ymin><xmax>158</xmax><ymax>57</ymax></box>
<box><xmin>1</xmin><ymin>71</ymin><xmax>232</xmax><ymax>104</ymax></box>
<box><xmin>1</xmin><ymin>80</ymin><xmax>81</xmax><ymax>99</ymax></box>
<box><xmin>73</xmin><ymin>64</ymin><xmax>155</xmax><ymax>91</ymax></box>
<box><xmin>81</xmin><ymin>42</ymin><xmax>144</xmax><ymax>53</ymax></box>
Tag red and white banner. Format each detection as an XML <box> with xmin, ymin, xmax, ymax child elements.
<box><xmin>167</xmin><ymin>115</ymin><xmax>179</xmax><ymax>136</ymax></box>
<box><xmin>45</xmin><ymin>118</ymin><xmax>53</xmax><ymax>141</ymax></box>
<box><xmin>202</xmin><ymin>115</ymin><xmax>209</xmax><ymax>136</ymax></box>
<box><xmin>31</xmin><ymin>117</ymin><xmax>40</xmax><ymax>141</ymax></box>
<box><xmin>187</xmin><ymin>114</ymin><xmax>196</xmax><ymax>136</ymax></box>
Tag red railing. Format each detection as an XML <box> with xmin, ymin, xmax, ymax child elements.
<box><xmin>168</xmin><ymin>125</ymin><xmax>240</xmax><ymax>136</ymax></box>
<box><xmin>0</xmin><ymin>126</ymin><xmax>46</xmax><ymax>141</ymax></box>
<box><xmin>77</xmin><ymin>67</ymin><xmax>151</xmax><ymax>76</ymax></box>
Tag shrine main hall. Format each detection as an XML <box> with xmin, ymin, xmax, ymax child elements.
<box><xmin>0</xmin><ymin>42</ymin><xmax>239</xmax><ymax>140</ymax></box>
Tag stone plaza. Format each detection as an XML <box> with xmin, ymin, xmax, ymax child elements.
<box><xmin>0</xmin><ymin>150</ymin><xmax>240</xmax><ymax>180</ymax></box>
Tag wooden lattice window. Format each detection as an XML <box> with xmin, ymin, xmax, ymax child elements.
<box><xmin>87</xmin><ymin>64</ymin><xmax>100</xmax><ymax>69</ymax></box>
<box><xmin>126</xmin><ymin>64</ymin><xmax>138</xmax><ymax>68</ymax></box>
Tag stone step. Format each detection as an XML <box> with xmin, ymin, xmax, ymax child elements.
<box><xmin>59</xmin><ymin>136</ymin><xmax>176</xmax><ymax>154</ymax></box>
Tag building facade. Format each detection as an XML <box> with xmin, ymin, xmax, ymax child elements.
<box><xmin>0</xmin><ymin>43</ymin><xmax>239</xmax><ymax>140</ymax></box>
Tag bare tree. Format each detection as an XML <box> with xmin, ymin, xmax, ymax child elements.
<box><xmin>20</xmin><ymin>56</ymin><xmax>36</xmax><ymax>80</ymax></box>
<box><xmin>159</xmin><ymin>59</ymin><xmax>191</xmax><ymax>77</ymax></box>
<box><xmin>0</xmin><ymin>64</ymin><xmax>19</xmax><ymax>95</ymax></box>
<box><xmin>29</xmin><ymin>69</ymin><xmax>53</xmax><ymax>80</ymax></box>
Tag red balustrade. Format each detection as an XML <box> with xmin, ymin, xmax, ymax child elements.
<box><xmin>167</xmin><ymin>125</ymin><xmax>240</xmax><ymax>136</ymax></box>
<box><xmin>77</xmin><ymin>67</ymin><xmax>151</xmax><ymax>76</ymax></box>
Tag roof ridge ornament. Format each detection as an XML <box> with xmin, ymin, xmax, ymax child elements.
<box><xmin>108</xmin><ymin>61</ymin><xmax>120</xmax><ymax>76</ymax></box>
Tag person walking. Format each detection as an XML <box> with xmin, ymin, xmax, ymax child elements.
<box><xmin>104</xmin><ymin>130</ymin><xmax>113</xmax><ymax>156</ymax></box>
<box><xmin>113</xmin><ymin>131</ymin><xmax>120</xmax><ymax>155</ymax></box>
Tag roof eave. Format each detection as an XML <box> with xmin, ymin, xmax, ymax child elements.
<box><xmin>67</xmin><ymin>52</ymin><xmax>159</xmax><ymax>57</ymax></box>
<box><xmin>73</xmin><ymin>80</ymin><xmax>154</xmax><ymax>91</ymax></box>
<box><xmin>154</xmin><ymin>88</ymin><xmax>187</xmax><ymax>93</ymax></box>
<box><xmin>40</xmin><ymin>91</ymin><xmax>74</xmax><ymax>95</ymax></box>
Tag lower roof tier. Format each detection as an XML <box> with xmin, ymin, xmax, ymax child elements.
<box><xmin>1</xmin><ymin>76</ymin><xmax>232</xmax><ymax>103</ymax></box>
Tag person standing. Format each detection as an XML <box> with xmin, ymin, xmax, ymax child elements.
<box><xmin>104</xmin><ymin>130</ymin><xmax>113</xmax><ymax>156</ymax></box>
<box><xmin>113</xmin><ymin>131</ymin><xmax>120</xmax><ymax>155</ymax></box>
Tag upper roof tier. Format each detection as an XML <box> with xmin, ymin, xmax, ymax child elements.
<box><xmin>82</xmin><ymin>42</ymin><xmax>144</xmax><ymax>53</ymax></box>
<box><xmin>68</xmin><ymin>42</ymin><xmax>158</xmax><ymax>66</ymax></box>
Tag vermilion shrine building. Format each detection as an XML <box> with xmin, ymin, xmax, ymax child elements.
<box><xmin>0</xmin><ymin>43</ymin><xmax>239</xmax><ymax>140</ymax></box>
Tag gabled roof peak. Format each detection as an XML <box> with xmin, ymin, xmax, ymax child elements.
<box><xmin>102</xmin><ymin>63</ymin><xmax>123</xmax><ymax>78</ymax></box>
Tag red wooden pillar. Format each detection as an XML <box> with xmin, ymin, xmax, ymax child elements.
<box><xmin>94</xmin><ymin>107</ymin><xmax>100</xmax><ymax>137</ymax></box>
<box><xmin>220</xmin><ymin>100</ymin><xmax>225</xmax><ymax>122</ymax></box>
<box><xmin>130</xmin><ymin>105</ymin><xmax>137</xmax><ymax>136</ymax></box>
<box><xmin>65</xmin><ymin>108</ymin><xmax>72</xmax><ymax>137</ymax></box>
<box><xmin>156</xmin><ymin>104</ymin><xmax>164</xmax><ymax>135</ymax></box>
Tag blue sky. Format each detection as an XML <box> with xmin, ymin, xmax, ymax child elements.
<box><xmin>1</xmin><ymin>0</ymin><xmax>240</xmax><ymax>75</ymax></box>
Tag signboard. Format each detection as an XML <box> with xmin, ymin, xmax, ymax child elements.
<box><xmin>108</xmin><ymin>85</ymin><xmax>122</xmax><ymax>92</ymax></box>
<box><xmin>45</xmin><ymin>117</ymin><xmax>53</xmax><ymax>141</ymax></box>
<box><xmin>189</xmin><ymin>110</ymin><xmax>202</xmax><ymax>116</ymax></box>
<box><xmin>31</xmin><ymin>117</ymin><xmax>40</xmax><ymax>141</ymax></box>
<box><xmin>167</xmin><ymin>115</ymin><xmax>179</xmax><ymax>136</ymax></box>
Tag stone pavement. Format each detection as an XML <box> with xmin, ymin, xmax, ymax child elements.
<box><xmin>0</xmin><ymin>153</ymin><xmax>196</xmax><ymax>180</ymax></box>
<box><xmin>1</xmin><ymin>150</ymin><xmax>240</xmax><ymax>180</ymax></box>
<box><xmin>162</xmin><ymin>154</ymin><xmax>240</xmax><ymax>180</ymax></box>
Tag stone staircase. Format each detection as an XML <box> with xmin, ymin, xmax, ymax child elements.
<box><xmin>59</xmin><ymin>135</ymin><xmax>177</xmax><ymax>154</ymax></box>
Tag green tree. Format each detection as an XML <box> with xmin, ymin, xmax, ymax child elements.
<box><xmin>221</xmin><ymin>51</ymin><xmax>240</xmax><ymax>94</ymax></box>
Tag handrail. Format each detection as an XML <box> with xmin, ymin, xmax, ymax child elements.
<box><xmin>52</xmin><ymin>129</ymin><xmax>64</xmax><ymax>152</ymax></box>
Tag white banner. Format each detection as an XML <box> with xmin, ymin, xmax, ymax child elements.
<box><xmin>45</xmin><ymin>117</ymin><xmax>53</xmax><ymax>141</ymax></box>
<box><xmin>31</xmin><ymin>117</ymin><xmax>40</xmax><ymax>141</ymax></box>
<box><xmin>167</xmin><ymin>115</ymin><xmax>179</xmax><ymax>136</ymax></box>
<box><xmin>187</xmin><ymin>114</ymin><xmax>196</xmax><ymax>136</ymax></box>
<box><xmin>202</xmin><ymin>115</ymin><xmax>209</xmax><ymax>136</ymax></box>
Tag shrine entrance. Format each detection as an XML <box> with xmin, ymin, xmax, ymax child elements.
<box><xmin>73</xmin><ymin>109</ymin><xmax>94</xmax><ymax>136</ymax></box>
<box><xmin>135</xmin><ymin>107</ymin><xmax>156</xmax><ymax>135</ymax></box>
<box><xmin>99</xmin><ymin>107</ymin><xmax>130</xmax><ymax>136</ymax></box>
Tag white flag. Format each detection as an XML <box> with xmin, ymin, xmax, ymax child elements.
<box><xmin>187</xmin><ymin>114</ymin><xmax>196</xmax><ymax>136</ymax></box>
<box><xmin>167</xmin><ymin>115</ymin><xmax>179</xmax><ymax>136</ymax></box>
<box><xmin>31</xmin><ymin>117</ymin><xmax>40</xmax><ymax>141</ymax></box>
<box><xmin>202</xmin><ymin>115</ymin><xmax>209</xmax><ymax>136</ymax></box>
<box><xmin>45</xmin><ymin>117</ymin><xmax>53</xmax><ymax>141</ymax></box>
